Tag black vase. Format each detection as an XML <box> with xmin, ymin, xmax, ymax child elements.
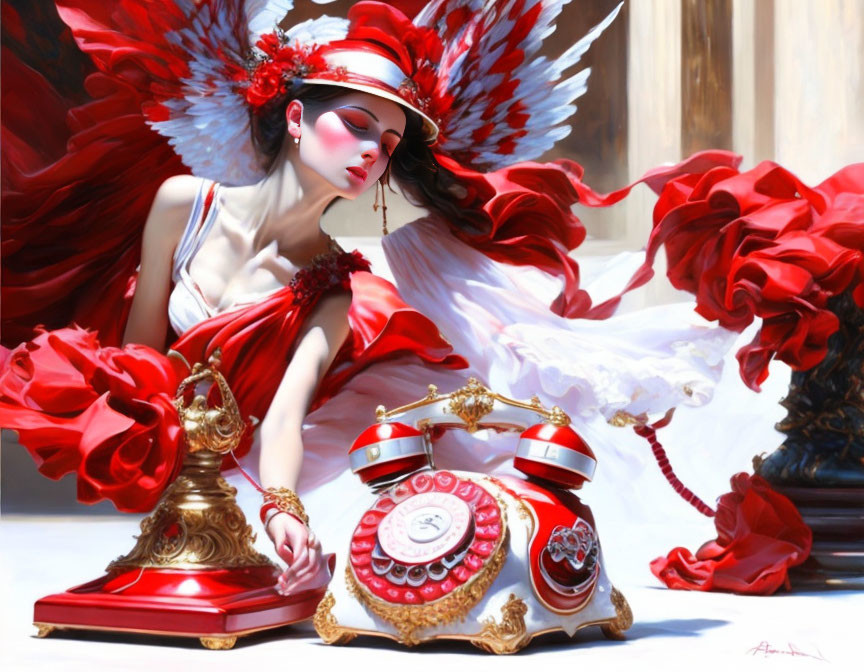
<box><xmin>754</xmin><ymin>292</ymin><xmax>864</xmax><ymax>589</ymax></box>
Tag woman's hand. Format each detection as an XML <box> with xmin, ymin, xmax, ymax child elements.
<box><xmin>266</xmin><ymin>512</ymin><xmax>330</xmax><ymax>595</ymax></box>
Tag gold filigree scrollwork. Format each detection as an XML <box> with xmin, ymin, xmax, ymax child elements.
<box><xmin>313</xmin><ymin>592</ymin><xmax>358</xmax><ymax>645</ymax></box>
<box><xmin>108</xmin><ymin>449</ymin><xmax>272</xmax><ymax>570</ymax></box>
<box><xmin>374</xmin><ymin>378</ymin><xmax>572</xmax><ymax>430</ymax></box>
<box><xmin>346</xmin><ymin>514</ymin><xmax>509</xmax><ymax>646</ymax></box>
<box><xmin>471</xmin><ymin>594</ymin><xmax>530</xmax><ymax>655</ymax></box>
<box><xmin>34</xmin><ymin>624</ymin><xmax>55</xmax><ymax>638</ymax></box>
<box><xmin>607</xmin><ymin>410</ymin><xmax>649</xmax><ymax>428</ymax></box>
<box><xmin>447</xmin><ymin>378</ymin><xmax>495</xmax><ymax>432</ymax></box>
<box><xmin>600</xmin><ymin>587</ymin><xmax>633</xmax><ymax>640</ymax></box>
<box><xmin>514</xmin><ymin>499</ymin><xmax>535</xmax><ymax>532</ymax></box>
<box><xmin>608</xmin><ymin>408</ymin><xmax>675</xmax><ymax>429</ymax></box>
<box><xmin>174</xmin><ymin>350</ymin><xmax>246</xmax><ymax>455</ymax></box>
<box><xmin>108</xmin><ymin>361</ymin><xmax>273</xmax><ymax>571</ymax></box>
<box><xmin>108</xmin><ymin>350</ymin><xmax>273</xmax><ymax>571</ymax></box>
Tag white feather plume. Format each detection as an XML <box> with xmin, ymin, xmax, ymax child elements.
<box><xmin>418</xmin><ymin>0</ymin><xmax>624</xmax><ymax>170</ymax></box>
<box><xmin>148</xmin><ymin>0</ymin><xmax>347</xmax><ymax>185</ymax></box>
<box><xmin>147</xmin><ymin>0</ymin><xmax>623</xmax><ymax>181</ymax></box>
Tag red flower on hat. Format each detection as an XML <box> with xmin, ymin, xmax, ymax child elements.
<box><xmin>243</xmin><ymin>38</ymin><xmax>329</xmax><ymax>109</ymax></box>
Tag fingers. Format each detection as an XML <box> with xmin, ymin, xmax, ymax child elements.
<box><xmin>288</xmin><ymin>545</ymin><xmax>321</xmax><ymax>584</ymax></box>
<box><xmin>279</xmin><ymin>547</ymin><xmax>329</xmax><ymax>594</ymax></box>
<box><xmin>277</xmin><ymin>541</ymin><xmax>295</xmax><ymax>566</ymax></box>
<box><xmin>271</xmin><ymin>525</ymin><xmax>294</xmax><ymax>564</ymax></box>
<box><xmin>278</xmin><ymin>530</ymin><xmax>326</xmax><ymax>593</ymax></box>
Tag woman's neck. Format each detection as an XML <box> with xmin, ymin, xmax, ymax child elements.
<box><xmin>220</xmin><ymin>146</ymin><xmax>336</xmax><ymax>256</ymax></box>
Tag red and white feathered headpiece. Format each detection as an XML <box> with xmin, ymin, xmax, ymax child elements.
<box><xmin>147</xmin><ymin>0</ymin><xmax>622</xmax><ymax>185</ymax></box>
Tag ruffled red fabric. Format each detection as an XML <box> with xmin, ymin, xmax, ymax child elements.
<box><xmin>1</xmin><ymin>1</ymin><xmax>191</xmax><ymax>348</ymax></box>
<box><xmin>642</xmin><ymin>162</ymin><xmax>864</xmax><ymax>390</ymax></box>
<box><xmin>650</xmin><ymin>473</ymin><xmax>812</xmax><ymax>595</ymax></box>
<box><xmin>0</xmin><ymin>254</ymin><xmax>467</xmax><ymax>512</ymax></box>
<box><xmin>0</xmin><ymin>328</ymin><xmax>186</xmax><ymax>512</ymax></box>
<box><xmin>436</xmin><ymin>150</ymin><xmax>743</xmax><ymax>320</ymax></box>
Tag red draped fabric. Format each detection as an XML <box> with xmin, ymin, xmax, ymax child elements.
<box><xmin>1</xmin><ymin>1</ymin><xmax>189</xmax><ymax>347</ymax></box>
<box><xmin>435</xmin><ymin>150</ymin><xmax>743</xmax><ymax>320</ymax></box>
<box><xmin>642</xmin><ymin>162</ymin><xmax>864</xmax><ymax>390</ymax></box>
<box><xmin>0</xmin><ymin>255</ymin><xmax>467</xmax><ymax>512</ymax></box>
<box><xmin>650</xmin><ymin>473</ymin><xmax>812</xmax><ymax>594</ymax></box>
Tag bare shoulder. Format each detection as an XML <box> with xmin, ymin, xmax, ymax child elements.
<box><xmin>151</xmin><ymin>174</ymin><xmax>202</xmax><ymax>215</ymax></box>
<box><xmin>143</xmin><ymin>175</ymin><xmax>204</xmax><ymax>247</ymax></box>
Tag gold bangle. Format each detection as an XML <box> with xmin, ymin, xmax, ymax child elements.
<box><xmin>263</xmin><ymin>487</ymin><xmax>309</xmax><ymax>525</ymax></box>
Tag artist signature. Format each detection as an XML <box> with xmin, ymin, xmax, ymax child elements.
<box><xmin>747</xmin><ymin>641</ymin><xmax>828</xmax><ymax>662</ymax></box>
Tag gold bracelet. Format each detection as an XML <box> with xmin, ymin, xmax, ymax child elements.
<box><xmin>263</xmin><ymin>487</ymin><xmax>309</xmax><ymax>525</ymax></box>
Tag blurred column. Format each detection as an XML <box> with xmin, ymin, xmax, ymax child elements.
<box><xmin>733</xmin><ymin>0</ymin><xmax>776</xmax><ymax>168</ymax></box>
<box><xmin>773</xmin><ymin>0</ymin><xmax>864</xmax><ymax>183</ymax></box>
<box><xmin>681</xmin><ymin>0</ymin><xmax>733</xmax><ymax>155</ymax></box>
<box><xmin>625</xmin><ymin>0</ymin><xmax>681</xmax><ymax>253</ymax></box>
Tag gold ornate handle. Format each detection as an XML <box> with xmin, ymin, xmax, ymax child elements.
<box><xmin>173</xmin><ymin>350</ymin><xmax>247</xmax><ymax>454</ymax></box>
<box><xmin>375</xmin><ymin>377</ymin><xmax>571</xmax><ymax>432</ymax></box>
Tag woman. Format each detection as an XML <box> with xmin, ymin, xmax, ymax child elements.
<box><xmin>1</xmin><ymin>1</ymin><xmax>479</xmax><ymax>595</ymax></box>
<box><xmin>1</xmin><ymin>0</ymin><xmax>751</xmax><ymax>600</ymax></box>
<box><xmin>129</xmin><ymin>86</ymin><xmax>424</xmax><ymax>591</ymax></box>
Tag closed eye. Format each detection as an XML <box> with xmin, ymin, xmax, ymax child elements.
<box><xmin>345</xmin><ymin>122</ymin><xmax>397</xmax><ymax>158</ymax></box>
<box><xmin>342</xmin><ymin>117</ymin><xmax>368</xmax><ymax>133</ymax></box>
<box><xmin>345</xmin><ymin>119</ymin><xmax>369</xmax><ymax>133</ymax></box>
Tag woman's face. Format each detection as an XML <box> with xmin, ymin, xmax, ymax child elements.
<box><xmin>292</xmin><ymin>91</ymin><xmax>406</xmax><ymax>198</ymax></box>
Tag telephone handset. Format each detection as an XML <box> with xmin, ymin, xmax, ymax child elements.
<box><xmin>348</xmin><ymin>377</ymin><xmax>596</xmax><ymax>489</ymax></box>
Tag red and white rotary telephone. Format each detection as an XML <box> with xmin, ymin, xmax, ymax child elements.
<box><xmin>313</xmin><ymin>378</ymin><xmax>632</xmax><ymax>654</ymax></box>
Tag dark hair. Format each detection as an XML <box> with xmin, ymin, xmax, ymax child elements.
<box><xmin>250</xmin><ymin>83</ymin><xmax>487</xmax><ymax>229</ymax></box>
<box><xmin>250</xmin><ymin>82</ymin><xmax>348</xmax><ymax>169</ymax></box>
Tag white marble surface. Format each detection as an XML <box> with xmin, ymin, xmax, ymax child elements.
<box><xmin>1</xmin><ymin>516</ymin><xmax>859</xmax><ymax>672</ymax></box>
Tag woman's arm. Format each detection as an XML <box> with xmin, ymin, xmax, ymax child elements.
<box><xmin>122</xmin><ymin>175</ymin><xmax>200</xmax><ymax>348</ymax></box>
<box><xmin>258</xmin><ymin>291</ymin><xmax>352</xmax><ymax>490</ymax></box>
<box><xmin>258</xmin><ymin>290</ymin><xmax>352</xmax><ymax>590</ymax></box>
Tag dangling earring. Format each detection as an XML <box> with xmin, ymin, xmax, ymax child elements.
<box><xmin>373</xmin><ymin>179</ymin><xmax>389</xmax><ymax>236</ymax></box>
<box><xmin>293</xmin><ymin>135</ymin><xmax>300</xmax><ymax>146</ymax></box>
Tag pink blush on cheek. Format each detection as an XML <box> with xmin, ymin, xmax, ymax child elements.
<box><xmin>314</xmin><ymin>112</ymin><xmax>358</xmax><ymax>150</ymax></box>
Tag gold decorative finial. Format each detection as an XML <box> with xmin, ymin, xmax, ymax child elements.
<box><xmin>548</xmin><ymin>405</ymin><xmax>571</xmax><ymax>427</ymax></box>
<box><xmin>447</xmin><ymin>378</ymin><xmax>495</xmax><ymax>432</ymax></box>
<box><xmin>472</xmin><ymin>594</ymin><xmax>530</xmax><ymax>654</ymax></box>
<box><xmin>173</xmin><ymin>355</ymin><xmax>245</xmax><ymax>455</ymax></box>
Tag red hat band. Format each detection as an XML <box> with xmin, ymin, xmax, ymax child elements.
<box><xmin>302</xmin><ymin>45</ymin><xmax>439</xmax><ymax>141</ymax></box>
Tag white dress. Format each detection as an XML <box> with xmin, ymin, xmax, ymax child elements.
<box><xmin>243</xmin><ymin>216</ymin><xmax>738</xmax><ymax>558</ymax></box>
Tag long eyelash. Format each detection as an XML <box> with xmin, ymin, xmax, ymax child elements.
<box><xmin>343</xmin><ymin>118</ymin><xmax>368</xmax><ymax>133</ymax></box>
<box><xmin>342</xmin><ymin>115</ymin><xmax>394</xmax><ymax>157</ymax></box>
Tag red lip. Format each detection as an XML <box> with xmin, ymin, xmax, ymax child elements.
<box><xmin>347</xmin><ymin>166</ymin><xmax>367</xmax><ymax>182</ymax></box>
